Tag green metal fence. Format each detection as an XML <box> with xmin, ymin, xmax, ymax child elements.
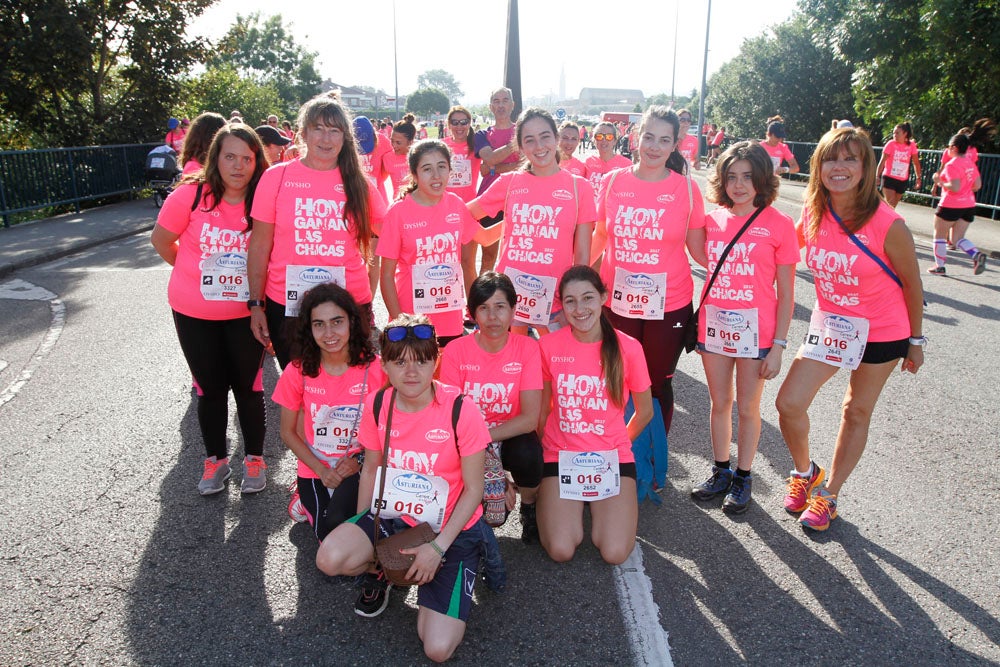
<box><xmin>0</xmin><ymin>143</ymin><xmax>159</xmax><ymax>227</ymax></box>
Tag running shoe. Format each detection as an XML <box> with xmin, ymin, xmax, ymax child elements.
<box><xmin>973</xmin><ymin>252</ymin><xmax>987</xmax><ymax>275</ymax></box>
<box><xmin>241</xmin><ymin>455</ymin><xmax>267</xmax><ymax>494</ymax></box>
<box><xmin>946</xmin><ymin>243</ymin><xmax>956</xmax><ymax>251</ymax></box>
<box><xmin>799</xmin><ymin>488</ymin><xmax>838</xmax><ymax>531</ymax></box>
<box><xmin>722</xmin><ymin>474</ymin><xmax>752</xmax><ymax>514</ymax></box>
<box><xmin>690</xmin><ymin>466</ymin><xmax>734</xmax><ymax>500</ymax></box>
<box><xmin>288</xmin><ymin>490</ymin><xmax>308</xmax><ymax>523</ymax></box>
<box><xmin>519</xmin><ymin>503</ymin><xmax>539</xmax><ymax>545</ymax></box>
<box><xmin>198</xmin><ymin>456</ymin><xmax>231</xmax><ymax>496</ymax></box>
<box><xmin>783</xmin><ymin>462</ymin><xmax>825</xmax><ymax>513</ymax></box>
<box><xmin>354</xmin><ymin>570</ymin><xmax>392</xmax><ymax>618</ymax></box>
<box><xmin>926</xmin><ymin>265</ymin><xmax>946</xmax><ymax>275</ymax></box>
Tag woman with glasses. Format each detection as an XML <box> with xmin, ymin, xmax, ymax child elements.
<box><xmin>444</xmin><ymin>105</ymin><xmax>483</xmax><ymax>295</ymax></box>
<box><xmin>247</xmin><ymin>92</ymin><xmax>387</xmax><ymax>369</ymax></box>
<box><xmin>315</xmin><ymin>314</ymin><xmax>491</xmax><ymax>662</ymax></box>
<box><xmin>675</xmin><ymin>109</ymin><xmax>701</xmax><ymax>170</ymax></box>
<box><xmin>584</xmin><ymin>121</ymin><xmax>632</xmax><ymax>203</ymax></box>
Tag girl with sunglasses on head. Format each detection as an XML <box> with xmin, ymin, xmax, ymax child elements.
<box><xmin>315</xmin><ymin>314</ymin><xmax>491</xmax><ymax>662</ymax></box>
<box><xmin>272</xmin><ymin>283</ymin><xmax>385</xmax><ymax>540</ymax></box>
<box><xmin>378</xmin><ymin>141</ymin><xmax>483</xmax><ymax>347</ymax></box>
<box><xmin>584</xmin><ymin>121</ymin><xmax>632</xmax><ymax>201</ymax></box>
<box><xmin>536</xmin><ymin>266</ymin><xmax>653</xmax><ymax>564</ymax></box>
<box><xmin>469</xmin><ymin>107</ymin><xmax>596</xmax><ymax>336</ymax></box>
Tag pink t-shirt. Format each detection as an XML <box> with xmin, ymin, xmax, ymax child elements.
<box><xmin>881</xmin><ymin>140</ymin><xmax>919</xmax><ymax>181</ymax></box>
<box><xmin>443</xmin><ymin>136</ymin><xmax>482</xmax><ymax>202</ymax></box>
<box><xmin>941</xmin><ymin>146</ymin><xmax>978</xmax><ymax>167</ymax></box>
<box><xmin>377</xmin><ymin>193</ymin><xmax>481</xmax><ymax>337</ymax></box>
<box><xmin>272</xmin><ymin>360</ymin><xmax>387</xmax><ymax>478</ymax></box>
<box><xmin>360</xmin><ymin>136</ymin><xmax>391</xmax><ymax>185</ymax></box>
<box><xmin>439</xmin><ymin>333</ymin><xmax>543</xmax><ymax>428</ymax></box>
<box><xmin>677</xmin><ymin>135</ymin><xmax>699</xmax><ymax>166</ymax></box>
<box><xmin>560</xmin><ymin>156</ymin><xmax>586</xmax><ymax>177</ymax></box>
<box><xmin>472</xmin><ymin>169</ymin><xmax>596</xmax><ymax>312</ymax></box>
<box><xmin>711</xmin><ymin>130</ymin><xmax>725</xmax><ymax>145</ymax></box>
<box><xmin>596</xmin><ymin>167</ymin><xmax>706</xmax><ymax>312</ymax></box>
<box><xmin>762</xmin><ymin>141</ymin><xmax>794</xmax><ymax>173</ymax></box>
<box><xmin>474</xmin><ymin>126</ymin><xmax>519</xmax><ymax>194</ymax></box>
<box><xmin>250</xmin><ymin>159</ymin><xmax>387</xmax><ymax>306</ymax></box>
<box><xmin>181</xmin><ymin>159</ymin><xmax>201</xmax><ymax>176</ymax></box>
<box><xmin>539</xmin><ymin>327</ymin><xmax>651</xmax><ymax>463</ymax></box>
<box><xmin>157</xmin><ymin>182</ymin><xmax>251</xmax><ymax>321</ymax></box>
<box><xmin>699</xmin><ymin>206</ymin><xmax>799</xmax><ymax>344</ymax></box>
<box><xmin>939</xmin><ymin>155</ymin><xmax>979</xmax><ymax>208</ymax></box>
<box><xmin>380</xmin><ymin>150</ymin><xmax>410</xmax><ymax>200</ymax></box>
<box><xmin>165</xmin><ymin>129</ymin><xmax>186</xmax><ymax>152</ymax></box>
<box><xmin>359</xmin><ymin>382</ymin><xmax>490</xmax><ymax>530</ymax></box>
<box><xmin>584</xmin><ymin>154</ymin><xmax>632</xmax><ymax>197</ymax></box>
<box><xmin>797</xmin><ymin>200</ymin><xmax>909</xmax><ymax>343</ymax></box>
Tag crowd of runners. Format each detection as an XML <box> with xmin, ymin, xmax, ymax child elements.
<box><xmin>146</xmin><ymin>86</ymin><xmax>1000</xmax><ymax>661</ymax></box>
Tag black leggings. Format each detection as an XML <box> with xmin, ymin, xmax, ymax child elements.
<box><xmin>265</xmin><ymin>297</ymin><xmax>373</xmax><ymax>370</ymax></box>
<box><xmin>500</xmin><ymin>431</ymin><xmax>543</xmax><ymax>489</ymax></box>
<box><xmin>298</xmin><ymin>473</ymin><xmax>360</xmax><ymax>541</ymax></box>
<box><xmin>172</xmin><ymin>311</ymin><xmax>266</xmax><ymax>459</ymax></box>
<box><xmin>606</xmin><ymin>302</ymin><xmax>692</xmax><ymax>433</ymax></box>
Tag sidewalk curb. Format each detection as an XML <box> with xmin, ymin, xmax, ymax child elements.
<box><xmin>0</xmin><ymin>223</ymin><xmax>155</xmax><ymax>280</ymax></box>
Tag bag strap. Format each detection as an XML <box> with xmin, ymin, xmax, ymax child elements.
<box><xmin>696</xmin><ymin>207</ymin><xmax>766</xmax><ymax>312</ymax></box>
<box><xmin>190</xmin><ymin>182</ymin><xmax>203</xmax><ymax>213</ymax></box>
<box><xmin>829</xmin><ymin>206</ymin><xmax>903</xmax><ymax>288</ymax></box>
<box><xmin>372</xmin><ymin>387</ymin><xmax>396</xmax><ymax>551</ymax></box>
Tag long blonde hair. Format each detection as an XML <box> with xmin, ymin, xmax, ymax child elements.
<box><xmin>803</xmin><ymin>127</ymin><xmax>880</xmax><ymax>239</ymax></box>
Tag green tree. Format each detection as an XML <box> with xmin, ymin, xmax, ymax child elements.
<box><xmin>0</xmin><ymin>0</ymin><xmax>211</xmax><ymax>147</ymax></box>
<box><xmin>208</xmin><ymin>13</ymin><xmax>322</xmax><ymax>117</ymax></box>
<box><xmin>416</xmin><ymin>70</ymin><xmax>463</xmax><ymax>103</ymax></box>
<box><xmin>706</xmin><ymin>14</ymin><xmax>854</xmax><ymax>142</ymax></box>
<box><xmin>406</xmin><ymin>89</ymin><xmax>450</xmax><ymax>117</ymax></box>
<box><xmin>179</xmin><ymin>67</ymin><xmax>284</xmax><ymax>129</ymax></box>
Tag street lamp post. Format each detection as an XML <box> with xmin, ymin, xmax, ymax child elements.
<box><xmin>696</xmin><ymin>0</ymin><xmax>712</xmax><ymax>163</ymax></box>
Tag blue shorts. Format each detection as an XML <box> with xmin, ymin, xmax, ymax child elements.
<box><xmin>349</xmin><ymin>512</ymin><xmax>487</xmax><ymax>621</ymax></box>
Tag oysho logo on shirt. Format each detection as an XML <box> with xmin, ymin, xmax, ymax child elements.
<box><xmin>284</xmin><ymin>181</ymin><xmax>312</xmax><ymax>188</ymax></box>
<box><xmin>510</xmin><ymin>187</ymin><xmax>530</xmax><ymax>195</ymax></box>
<box><xmin>551</xmin><ymin>356</ymin><xmax>575</xmax><ymax>363</ymax></box>
<box><xmin>426</xmin><ymin>428</ymin><xmax>451</xmax><ymax>444</ymax></box>
<box><xmin>502</xmin><ymin>362</ymin><xmax>522</xmax><ymax>374</ymax></box>
<box><xmin>304</xmin><ymin>386</ymin><xmax>326</xmax><ymax>395</ymax></box>
<box><xmin>459</xmin><ymin>364</ymin><xmax>481</xmax><ymax>371</ymax></box>
<box><xmin>552</xmin><ymin>189</ymin><xmax>573</xmax><ymax>201</ymax></box>
<box><xmin>404</xmin><ymin>221</ymin><xmax>428</xmax><ymax>230</ymax></box>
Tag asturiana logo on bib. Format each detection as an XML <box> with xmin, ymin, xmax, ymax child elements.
<box><xmin>502</xmin><ymin>362</ymin><xmax>523</xmax><ymax>374</ymax></box>
<box><xmin>425</xmin><ymin>265</ymin><xmax>455</xmax><ymax>281</ymax></box>
<box><xmin>332</xmin><ymin>406</ymin><xmax>358</xmax><ymax>422</ymax></box>
<box><xmin>392</xmin><ymin>473</ymin><xmax>433</xmax><ymax>494</ymax></box>
<box><xmin>572</xmin><ymin>452</ymin><xmax>607</xmax><ymax>467</ymax></box>
<box><xmin>625</xmin><ymin>274</ymin><xmax>655</xmax><ymax>290</ymax></box>
<box><xmin>824</xmin><ymin>315</ymin><xmax>855</xmax><ymax>333</ymax></box>
<box><xmin>552</xmin><ymin>189</ymin><xmax>573</xmax><ymax>201</ymax></box>
<box><xmin>514</xmin><ymin>274</ymin><xmax>544</xmax><ymax>294</ymax></box>
<box><xmin>299</xmin><ymin>267</ymin><xmax>333</xmax><ymax>284</ymax></box>
<box><xmin>426</xmin><ymin>428</ymin><xmax>451</xmax><ymax>444</ymax></box>
<box><xmin>217</xmin><ymin>253</ymin><xmax>246</xmax><ymax>269</ymax></box>
<box><xmin>715</xmin><ymin>310</ymin><xmax>746</xmax><ymax>326</ymax></box>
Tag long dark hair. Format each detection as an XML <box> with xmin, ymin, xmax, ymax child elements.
<box><xmin>557</xmin><ymin>265</ymin><xmax>625</xmax><ymax>408</ymax></box>
<box><xmin>639</xmin><ymin>106</ymin><xmax>687</xmax><ymax>175</ymax></box>
<box><xmin>181</xmin><ymin>125</ymin><xmax>268</xmax><ymax>224</ymax></box>
<box><xmin>180</xmin><ymin>112</ymin><xmax>227</xmax><ymax>169</ymax></box>
<box><xmin>707</xmin><ymin>141</ymin><xmax>779</xmax><ymax>209</ymax></box>
<box><xmin>402</xmin><ymin>140</ymin><xmax>451</xmax><ymax>197</ymax></box>
<box><xmin>515</xmin><ymin>107</ymin><xmax>558</xmax><ymax>174</ymax></box>
<box><xmin>291</xmin><ymin>283</ymin><xmax>377</xmax><ymax>378</ymax></box>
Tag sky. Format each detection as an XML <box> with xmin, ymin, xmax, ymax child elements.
<box><xmin>188</xmin><ymin>0</ymin><xmax>801</xmax><ymax>106</ymax></box>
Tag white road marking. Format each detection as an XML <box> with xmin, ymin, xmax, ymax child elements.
<box><xmin>614</xmin><ymin>543</ymin><xmax>674</xmax><ymax>666</ymax></box>
<box><xmin>0</xmin><ymin>359</ymin><xmax>8</xmax><ymax>374</ymax></box>
<box><xmin>0</xmin><ymin>280</ymin><xmax>65</xmax><ymax>409</ymax></box>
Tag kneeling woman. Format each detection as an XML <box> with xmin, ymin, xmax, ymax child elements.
<box><xmin>315</xmin><ymin>314</ymin><xmax>491</xmax><ymax>663</ymax></box>
<box><xmin>537</xmin><ymin>266</ymin><xmax>653</xmax><ymax>564</ymax></box>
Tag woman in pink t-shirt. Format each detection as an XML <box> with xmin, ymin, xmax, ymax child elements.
<box><xmin>382</xmin><ymin>116</ymin><xmax>417</xmax><ymax>200</ymax></box>
<box><xmin>928</xmin><ymin>133</ymin><xmax>986</xmax><ymax>275</ymax></box>
<box><xmin>584</xmin><ymin>121</ymin><xmax>632</xmax><ymax>198</ymax></box>
<box><xmin>444</xmin><ymin>105</ymin><xmax>483</xmax><ymax>294</ymax></box>
<box><xmin>557</xmin><ymin>120</ymin><xmax>587</xmax><ymax>177</ymax></box>
<box><xmin>776</xmin><ymin>127</ymin><xmax>925</xmax><ymax>532</ymax></box>
<box><xmin>676</xmin><ymin>109</ymin><xmax>701</xmax><ymax>171</ymax></box>
<box><xmin>590</xmin><ymin>106</ymin><xmax>707</xmax><ymax>439</ymax></box>
<box><xmin>150</xmin><ymin>124</ymin><xmax>269</xmax><ymax>496</ymax></box>
<box><xmin>247</xmin><ymin>93</ymin><xmax>385</xmax><ymax>369</ymax></box>
<box><xmin>316</xmin><ymin>313</ymin><xmax>491</xmax><ymax>661</ymax></box>
<box><xmin>762</xmin><ymin>116</ymin><xmax>800</xmax><ymax>176</ymax></box>
<box><xmin>537</xmin><ymin>266</ymin><xmax>652</xmax><ymax>565</ymax></box>
<box><xmin>690</xmin><ymin>141</ymin><xmax>797</xmax><ymax>514</ymax></box>
<box><xmin>469</xmin><ymin>107</ymin><xmax>596</xmax><ymax>336</ymax></box>
<box><xmin>440</xmin><ymin>272</ymin><xmax>544</xmax><ymax>543</ymax></box>
<box><xmin>875</xmin><ymin>122</ymin><xmax>922</xmax><ymax>208</ymax></box>
<box><xmin>378</xmin><ymin>141</ymin><xmax>482</xmax><ymax>342</ymax></box>
<box><xmin>273</xmin><ymin>283</ymin><xmax>385</xmax><ymax>540</ymax></box>
<box><xmin>178</xmin><ymin>112</ymin><xmax>226</xmax><ymax>175</ymax></box>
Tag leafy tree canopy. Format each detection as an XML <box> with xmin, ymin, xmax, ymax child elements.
<box><xmin>416</xmin><ymin>70</ymin><xmax>463</xmax><ymax>103</ymax></box>
<box><xmin>406</xmin><ymin>89</ymin><xmax>450</xmax><ymax>117</ymax></box>
<box><xmin>178</xmin><ymin>67</ymin><xmax>285</xmax><ymax>129</ymax></box>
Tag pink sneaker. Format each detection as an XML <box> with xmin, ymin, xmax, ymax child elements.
<box><xmin>288</xmin><ymin>491</ymin><xmax>308</xmax><ymax>523</ymax></box>
<box><xmin>799</xmin><ymin>489</ymin><xmax>838</xmax><ymax>531</ymax></box>
<box><xmin>240</xmin><ymin>455</ymin><xmax>267</xmax><ymax>494</ymax></box>
<box><xmin>783</xmin><ymin>462</ymin><xmax>825</xmax><ymax>513</ymax></box>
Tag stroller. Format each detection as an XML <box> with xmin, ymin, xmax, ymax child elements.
<box><xmin>145</xmin><ymin>145</ymin><xmax>181</xmax><ymax>208</ymax></box>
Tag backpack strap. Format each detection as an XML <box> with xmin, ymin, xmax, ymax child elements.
<box><xmin>451</xmin><ymin>393</ymin><xmax>464</xmax><ymax>454</ymax></box>
<box><xmin>191</xmin><ymin>182</ymin><xmax>203</xmax><ymax>212</ymax></box>
<box><xmin>372</xmin><ymin>386</ymin><xmax>387</xmax><ymax>429</ymax></box>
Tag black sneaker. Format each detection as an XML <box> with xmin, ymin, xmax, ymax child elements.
<box><xmin>354</xmin><ymin>570</ymin><xmax>392</xmax><ymax>618</ymax></box>
<box><xmin>691</xmin><ymin>466</ymin><xmax>734</xmax><ymax>500</ymax></box>
<box><xmin>722</xmin><ymin>474</ymin><xmax>752</xmax><ymax>514</ymax></box>
<box><xmin>519</xmin><ymin>503</ymin><xmax>539</xmax><ymax>544</ymax></box>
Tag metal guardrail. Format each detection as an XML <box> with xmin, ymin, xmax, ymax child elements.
<box><xmin>0</xmin><ymin>143</ymin><xmax>159</xmax><ymax>227</ymax></box>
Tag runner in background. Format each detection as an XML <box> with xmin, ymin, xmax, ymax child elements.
<box><xmin>353</xmin><ymin>115</ymin><xmax>391</xmax><ymax>298</ymax></box>
<box><xmin>381</xmin><ymin>115</ymin><xmax>417</xmax><ymax>201</ymax></box>
<box><xmin>775</xmin><ymin>127</ymin><xmax>925</xmax><ymax>532</ymax></box>
<box><xmin>150</xmin><ymin>125</ymin><xmax>269</xmax><ymax>496</ymax></box>
<box><xmin>557</xmin><ymin>120</ymin><xmax>586</xmax><ymax>177</ymax></box>
<box><xmin>675</xmin><ymin>109</ymin><xmax>701</xmax><ymax>171</ymax></box>
<box><xmin>443</xmin><ymin>105</ymin><xmax>483</xmax><ymax>295</ymax></box>
<box><xmin>474</xmin><ymin>87</ymin><xmax>522</xmax><ymax>274</ymax></box>
<box><xmin>762</xmin><ymin>116</ymin><xmax>799</xmax><ymax>176</ymax></box>
<box><xmin>584</xmin><ymin>121</ymin><xmax>631</xmax><ymax>203</ymax></box>
<box><xmin>179</xmin><ymin>112</ymin><xmax>227</xmax><ymax>175</ymax></box>
<box><xmin>928</xmin><ymin>133</ymin><xmax>987</xmax><ymax>276</ymax></box>
<box><xmin>875</xmin><ymin>122</ymin><xmax>921</xmax><ymax>209</ymax></box>
<box><xmin>165</xmin><ymin>117</ymin><xmax>186</xmax><ymax>152</ymax></box>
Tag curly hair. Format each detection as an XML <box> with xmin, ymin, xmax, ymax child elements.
<box><xmin>290</xmin><ymin>283</ymin><xmax>377</xmax><ymax>378</ymax></box>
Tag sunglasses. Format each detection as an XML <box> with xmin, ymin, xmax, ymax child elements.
<box><xmin>594</xmin><ymin>133</ymin><xmax>615</xmax><ymax>141</ymax></box>
<box><xmin>385</xmin><ymin>324</ymin><xmax>436</xmax><ymax>342</ymax></box>
<box><xmin>449</xmin><ymin>118</ymin><xmax>470</xmax><ymax>126</ymax></box>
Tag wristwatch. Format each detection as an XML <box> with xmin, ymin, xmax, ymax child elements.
<box><xmin>247</xmin><ymin>299</ymin><xmax>266</xmax><ymax>310</ymax></box>
<box><xmin>908</xmin><ymin>336</ymin><xmax>928</xmax><ymax>346</ymax></box>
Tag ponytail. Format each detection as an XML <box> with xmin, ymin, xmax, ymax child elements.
<box><xmin>599</xmin><ymin>313</ymin><xmax>625</xmax><ymax>408</ymax></box>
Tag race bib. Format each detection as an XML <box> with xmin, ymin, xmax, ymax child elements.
<box><xmin>703</xmin><ymin>305</ymin><xmax>759</xmax><ymax>358</ymax></box>
<box><xmin>371</xmin><ymin>467</ymin><xmax>449</xmax><ymax>532</ymax></box>
<box><xmin>448</xmin><ymin>154</ymin><xmax>472</xmax><ymax>187</ymax></box>
<box><xmin>799</xmin><ymin>308</ymin><xmax>869</xmax><ymax>370</ymax></box>
<box><xmin>770</xmin><ymin>155</ymin><xmax>782</xmax><ymax>172</ymax></box>
<box><xmin>285</xmin><ymin>265</ymin><xmax>346</xmax><ymax>316</ymax></box>
<box><xmin>558</xmin><ymin>450</ymin><xmax>621</xmax><ymax>501</ymax></box>
<box><xmin>412</xmin><ymin>261</ymin><xmax>466</xmax><ymax>315</ymax></box>
<box><xmin>506</xmin><ymin>267</ymin><xmax>557</xmax><ymax>326</ymax></box>
<box><xmin>199</xmin><ymin>252</ymin><xmax>249</xmax><ymax>302</ymax></box>
<box><xmin>889</xmin><ymin>152</ymin><xmax>909</xmax><ymax>179</ymax></box>
<box><xmin>610</xmin><ymin>268</ymin><xmax>666</xmax><ymax>320</ymax></box>
<box><xmin>311</xmin><ymin>404</ymin><xmax>361</xmax><ymax>464</ymax></box>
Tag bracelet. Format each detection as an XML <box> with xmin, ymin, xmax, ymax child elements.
<box><xmin>772</xmin><ymin>338</ymin><xmax>788</xmax><ymax>348</ymax></box>
<box><xmin>908</xmin><ymin>336</ymin><xmax>928</xmax><ymax>347</ymax></box>
<box><xmin>428</xmin><ymin>540</ymin><xmax>445</xmax><ymax>557</ymax></box>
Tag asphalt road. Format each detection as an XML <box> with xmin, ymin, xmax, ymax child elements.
<box><xmin>0</xmin><ymin>193</ymin><xmax>998</xmax><ymax>666</ymax></box>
